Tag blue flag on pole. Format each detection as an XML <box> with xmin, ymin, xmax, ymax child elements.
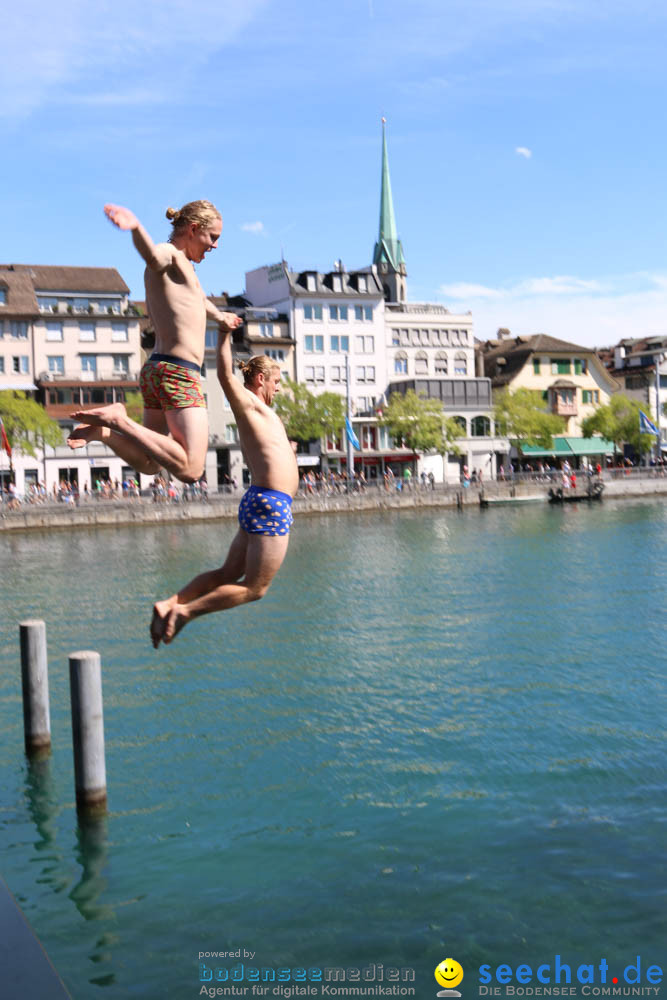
<box><xmin>639</xmin><ymin>411</ymin><xmax>659</xmax><ymax>436</ymax></box>
<box><xmin>345</xmin><ymin>416</ymin><xmax>361</xmax><ymax>450</ymax></box>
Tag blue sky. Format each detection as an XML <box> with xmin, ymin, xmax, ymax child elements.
<box><xmin>2</xmin><ymin>0</ymin><xmax>667</xmax><ymax>347</ymax></box>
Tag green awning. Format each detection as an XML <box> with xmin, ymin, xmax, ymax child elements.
<box><xmin>520</xmin><ymin>437</ymin><xmax>616</xmax><ymax>458</ymax></box>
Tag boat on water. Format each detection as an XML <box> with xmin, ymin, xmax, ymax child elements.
<box><xmin>548</xmin><ymin>481</ymin><xmax>604</xmax><ymax>504</ymax></box>
<box><xmin>479</xmin><ymin>493</ymin><xmax>547</xmax><ymax>508</ymax></box>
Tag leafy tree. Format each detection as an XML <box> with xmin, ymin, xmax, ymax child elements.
<box><xmin>379</xmin><ymin>390</ymin><xmax>464</xmax><ymax>468</ymax></box>
<box><xmin>494</xmin><ymin>387</ymin><xmax>565</xmax><ymax>450</ymax></box>
<box><xmin>274</xmin><ymin>380</ymin><xmax>345</xmax><ymax>443</ymax></box>
<box><xmin>0</xmin><ymin>391</ymin><xmax>63</xmax><ymax>468</ymax></box>
<box><xmin>582</xmin><ymin>394</ymin><xmax>655</xmax><ymax>455</ymax></box>
<box><xmin>124</xmin><ymin>390</ymin><xmax>144</xmax><ymax>423</ymax></box>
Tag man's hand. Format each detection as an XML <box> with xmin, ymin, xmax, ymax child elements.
<box><xmin>104</xmin><ymin>203</ymin><xmax>139</xmax><ymax>231</ymax></box>
<box><xmin>218</xmin><ymin>312</ymin><xmax>243</xmax><ymax>333</ymax></box>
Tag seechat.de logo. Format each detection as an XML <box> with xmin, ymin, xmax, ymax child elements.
<box><xmin>435</xmin><ymin>958</ymin><xmax>464</xmax><ymax>998</ymax></box>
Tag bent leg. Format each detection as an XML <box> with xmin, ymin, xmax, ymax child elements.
<box><xmin>69</xmin><ymin>403</ymin><xmax>208</xmax><ymax>483</ymax></box>
<box><xmin>154</xmin><ymin>531</ymin><xmax>290</xmax><ymax>647</ymax></box>
<box><xmin>69</xmin><ymin>408</ymin><xmax>167</xmax><ymax>476</ymax></box>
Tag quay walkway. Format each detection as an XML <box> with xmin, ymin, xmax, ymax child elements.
<box><xmin>0</xmin><ymin>470</ymin><xmax>666</xmax><ymax>533</ymax></box>
<box><xmin>0</xmin><ymin>876</ymin><xmax>71</xmax><ymax>998</ymax></box>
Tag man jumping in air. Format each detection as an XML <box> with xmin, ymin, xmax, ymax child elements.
<box><xmin>68</xmin><ymin>200</ymin><xmax>241</xmax><ymax>482</ymax></box>
<box><xmin>150</xmin><ymin>327</ymin><xmax>299</xmax><ymax>648</ymax></box>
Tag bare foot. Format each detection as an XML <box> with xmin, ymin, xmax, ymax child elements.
<box><xmin>150</xmin><ymin>597</ymin><xmax>176</xmax><ymax>649</ymax></box>
<box><xmin>69</xmin><ymin>402</ymin><xmax>128</xmax><ymax>430</ymax></box>
<box><xmin>67</xmin><ymin>423</ymin><xmax>111</xmax><ymax>449</ymax></box>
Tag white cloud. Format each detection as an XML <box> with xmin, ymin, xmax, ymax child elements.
<box><xmin>241</xmin><ymin>221</ymin><xmax>266</xmax><ymax>236</ymax></box>
<box><xmin>0</xmin><ymin>0</ymin><xmax>269</xmax><ymax>120</ymax></box>
<box><xmin>515</xmin><ymin>146</ymin><xmax>532</xmax><ymax>159</ymax></box>
<box><xmin>438</xmin><ymin>270</ymin><xmax>667</xmax><ymax>347</ymax></box>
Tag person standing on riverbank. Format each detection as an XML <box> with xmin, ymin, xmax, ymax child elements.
<box><xmin>67</xmin><ymin>201</ymin><xmax>241</xmax><ymax>483</ymax></box>
<box><xmin>150</xmin><ymin>327</ymin><xmax>299</xmax><ymax>648</ymax></box>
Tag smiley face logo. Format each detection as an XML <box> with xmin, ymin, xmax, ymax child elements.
<box><xmin>435</xmin><ymin>959</ymin><xmax>464</xmax><ymax>990</ymax></box>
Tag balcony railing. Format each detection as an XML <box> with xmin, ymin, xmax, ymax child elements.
<box><xmin>38</xmin><ymin>370</ymin><xmax>140</xmax><ymax>383</ymax></box>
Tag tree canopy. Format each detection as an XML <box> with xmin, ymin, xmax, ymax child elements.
<box><xmin>0</xmin><ymin>391</ymin><xmax>63</xmax><ymax>463</ymax></box>
<box><xmin>581</xmin><ymin>394</ymin><xmax>656</xmax><ymax>455</ymax></box>
<box><xmin>274</xmin><ymin>380</ymin><xmax>346</xmax><ymax>443</ymax></box>
<box><xmin>493</xmin><ymin>387</ymin><xmax>565</xmax><ymax>450</ymax></box>
<box><xmin>378</xmin><ymin>390</ymin><xmax>464</xmax><ymax>457</ymax></box>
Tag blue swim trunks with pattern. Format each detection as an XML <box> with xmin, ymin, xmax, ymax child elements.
<box><xmin>238</xmin><ymin>486</ymin><xmax>293</xmax><ymax>536</ymax></box>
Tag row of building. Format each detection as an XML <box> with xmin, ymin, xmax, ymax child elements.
<box><xmin>1</xmin><ymin>127</ymin><xmax>665</xmax><ymax>495</ymax></box>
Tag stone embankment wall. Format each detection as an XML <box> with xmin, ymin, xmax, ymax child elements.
<box><xmin>0</xmin><ymin>477</ymin><xmax>665</xmax><ymax>534</ymax></box>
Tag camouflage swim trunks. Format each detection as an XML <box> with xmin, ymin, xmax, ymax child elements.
<box><xmin>140</xmin><ymin>353</ymin><xmax>206</xmax><ymax>411</ymax></box>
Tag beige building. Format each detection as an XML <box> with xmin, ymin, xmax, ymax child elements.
<box><xmin>0</xmin><ymin>264</ymin><xmax>142</xmax><ymax>494</ymax></box>
<box><xmin>478</xmin><ymin>331</ymin><xmax>620</xmax><ymax>467</ymax></box>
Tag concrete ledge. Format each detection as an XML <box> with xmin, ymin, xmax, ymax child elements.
<box><xmin>0</xmin><ymin>876</ymin><xmax>71</xmax><ymax>998</ymax></box>
<box><xmin>0</xmin><ymin>479</ymin><xmax>665</xmax><ymax>532</ymax></box>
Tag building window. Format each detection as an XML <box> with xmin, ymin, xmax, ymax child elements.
<box><xmin>420</xmin><ymin>329</ymin><xmax>430</xmax><ymax>345</ymax></box>
<box><xmin>330</xmin><ymin>365</ymin><xmax>347</xmax><ymax>383</ymax></box>
<box><xmin>415</xmin><ymin>352</ymin><xmax>428</xmax><ymax>375</ymax></box>
<box><xmin>354</xmin><ymin>305</ymin><xmax>373</xmax><ymax>322</ymax></box>
<box><xmin>111</xmin><ymin>323</ymin><xmax>128</xmax><ymax>342</ymax></box>
<box><xmin>45</xmin><ymin>322</ymin><xmax>63</xmax><ymax>342</ymax></box>
<box><xmin>355</xmin><ymin>365</ymin><xmax>375</xmax><ymax>383</ymax></box>
<box><xmin>13</xmin><ymin>355</ymin><xmax>29</xmax><ymax>373</ymax></box>
<box><xmin>391</xmin><ymin>329</ymin><xmax>400</xmax><ymax>346</ymax></box>
<box><xmin>79</xmin><ymin>322</ymin><xmax>96</xmax><ymax>342</ymax></box>
<box><xmin>0</xmin><ymin>288</ymin><xmax>6</xmax><ymax>305</ymax></box>
<box><xmin>454</xmin><ymin>352</ymin><xmax>468</xmax><ymax>375</ymax></box>
<box><xmin>358</xmin><ymin>275</ymin><xmax>367</xmax><ymax>292</ymax></box>
<box><xmin>582</xmin><ymin>389</ymin><xmax>600</xmax><ymax>404</ymax></box>
<box><xmin>329</xmin><ymin>305</ymin><xmax>348</xmax><ymax>321</ymax></box>
<box><xmin>304</xmin><ymin>334</ymin><xmax>324</xmax><ymax>353</ymax></box>
<box><xmin>303</xmin><ymin>304</ymin><xmax>323</xmax><ymax>321</ymax></box>
<box><xmin>330</xmin><ymin>335</ymin><xmax>349</xmax><ymax>352</ymax></box>
<box><xmin>226</xmin><ymin>423</ymin><xmax>239</xmax><ymax>443</ymax></box>
<box><xmin>411</xmin><ymin>329</ymin><xmax>421</xmax><ymax>346</ymax></box>
<box><xmin>450</xmin><ymin>330</ymin><xmax>460</xmax><ymax>345</ymax></box>
<box><xmin>533</xmin><ymin>358</ymin><xmax>541</xmax><ymax>375</ymax></box>
<box><xmin>574</xmin><ymin>358</ymin><xmax>588</xmax><ymax>375</ymax></box>
<box><xmin>0</xmin><ymin>357</ymin><xmax>4</xmax><ymax>373</ymax></box>
<box><xmin>81</xmin><ymin>355</ymin><xmax>97</xmax><ymax>376</ymax></box>
<box><xmin>113</xmin><ymin>355</ymin><xmax>129</xmax><ymax>374</ymax></box>
<box><xmin>394</xmin><ymin>352</ymin><xmax>408</xmax><ymax>374</ymax></box>
<box><xmin>355</xmin><ymin>335</ymin><xmax>374</xmax><ymax>353</ymax></box>
<box><xmin>435</xmin><ymin>352</ymin><xmax>448</xmax><ymax>374</ymax></box>
<box><xmin>332</xmin><ymin>275</ymin><xmax>342</xmax><ymax>293</ymax></box>
<box><xmin>205</xmin><ymin>326</ymin><xmax>217</xmax><ymax>349</ymax></box>
<box><xmin>356</xmin><ymin>397</ymin><xmax>373</xmax><ymax>413</ymax></box>
<box><xmin>362</xmin><ymin>426</ymin><xmax>377</xmax><ymax>450</ymax></box>
<box><xmin>48</xmin><ymin>355</ymin><xmax>65</xmax><ymax>374</ymax></box>
<box><xmin>400</xmin><ymin>329</ymin><xmax>410</xmax><ymax>346</ymax></box>
<box><xmin>11</xmin><ymin>321</ymin><xmax>28</xmax><ymax>339</ymax></box>
<box><xmin>266</xmin><ymin>349</ymin><xmax>284</xmax><ymax>361</ymax></box>
<box><xmin>551</xmin><ymin>359</ymin><xmax>571</xmax><ymax>375</ymax></box>
<box><xmin>259</xmin><ymin>322</ymin><xmax>274</xmax><ymax>337</ymax></box>
<box><xmin>453</xmin><ymin>415</ymin><xmax>467</xmax><ymax>433</ymax></box>
<box><xmin>471</xmin><ymin>416</ymin><xmax>490</xmax><ymax>437</ymax></box>
<box><xmin>306</xmin><ymin>275</ymin><xmax>316</xmax><ymax>291</ymax></box>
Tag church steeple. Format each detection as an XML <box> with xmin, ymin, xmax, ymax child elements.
<box><xmin>373</xmin><ymin>118</ymin><xmax>407</xmax><ymax>302</ymax></box>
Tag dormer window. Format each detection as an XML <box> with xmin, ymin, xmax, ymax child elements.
<box><xmin>358</xmin><ymin>275</ymin><xmax>367</xmax><ymax>293</ymax></box>
<box><xmin>332</xmin><ymin>275</ymin><xmax>342</xmax><ymax>293</ymax></box>
<box><xmin>0</xmin><ymin>287</ymin><xmax>6</xmax><ymax>306</ymax></box>
<box><xmin>306</xmin><ymin>274</ymin><xmax>316</xmax><ymax>292</ymax></box>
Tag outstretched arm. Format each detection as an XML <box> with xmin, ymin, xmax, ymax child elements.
<box><xmin>205</xmin><ymin>298</ymin><xmax>243</xmax><ymax>333</ymax></box>
<box><xmin>217</xmin><ymin>327</ymin><xmax>251</xmax><ymax>415</ymax></box>
<box><xmin>104</xmin><ymin>203</ymin><xmax>171</xmax><ymax>272</ymax></box>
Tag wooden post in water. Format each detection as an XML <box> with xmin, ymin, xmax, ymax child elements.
<box><xmin>69</xmin><ymin>651</ymin><xmax>107</xmax><ymax>812</ymax></box>
<box><xmin>19</xmin><ymin>620</ymin><xmax>51</xmax><ymax>757</ymax></box>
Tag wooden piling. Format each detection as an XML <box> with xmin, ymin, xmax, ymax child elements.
<box><xmin>68</xmin><ymin>651</ymin><xmax>107</xmax><ymax>812</ymax></box>
<box><xmin>19</xmin><ymin>620</ymin><xmax>51</xmax><ymax>757</ymax></box>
